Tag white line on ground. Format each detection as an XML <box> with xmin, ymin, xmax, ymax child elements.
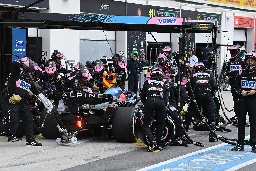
<box><xmin>137</xmin><ymin>143</ymin><xmax>226</xmax><ymax>171</ymax></box>
<box><xmin>226</xmin><ymin>158</ymin><xmax>256</xmax><ymax>171</ymax></box>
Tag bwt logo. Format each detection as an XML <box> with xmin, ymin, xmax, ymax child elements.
<box><xmin>16</xmin><ymin>40</ymin><xmax>24</xmax><ymax>47</ymax></box>
<box><xmin>230</xmin><ymin>65</ymin><xmax>241</xmax><ymax>71</ymax></box>
<box><xmin>19</xmin><ymin>80</ymin><xmax>31</xmax><ymax>91</ymax></box>
<box><xmin>241</xmin><ymin>80</ymin><xmax>256</xmax><ymax>89</ymax></box>
<box><xmin>158</xmin><ymin>18</ymin><xmax>177</xmax><ymax>24</ymax></box>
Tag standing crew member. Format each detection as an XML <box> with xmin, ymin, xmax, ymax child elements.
<box><xmin>226</xmin><ymin>46</ymin><xmax>245</xmax><ymax>125</ymax></box>
<box><xmin>140</xmin><ymin>68</ymin><xmax>168</xmax><ymax>152</ymax></box>
<box><xmin>127</xmin><ymin>50</ymin><xmax>142</xmax><ymax>93</ymax></box>
<box><xmin>231</xmin><ymin>52</ymin><xmax>256</xmax><ymax>152</ymax></box>
<box><xmin>7</xmin><ymin>57</ymin><xmax>42</xmax><ymax>146</ymax></box>
<box><xmin>189</xmin><ymin>62</ymin><xmax>218</xmax><ymax>142</ymax></box>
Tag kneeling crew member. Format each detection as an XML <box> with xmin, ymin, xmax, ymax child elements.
<box><xmin>140</xmin><ymin>68</ymin><xmax>168</xmax><ymax>152</ymax></box>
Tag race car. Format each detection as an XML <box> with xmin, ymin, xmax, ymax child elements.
<box><xmin>40</xmin><ymin>87</ymin><xmax>139</xmax><ymax>143</ymax></box>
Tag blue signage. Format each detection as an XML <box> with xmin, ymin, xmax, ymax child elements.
<box><xmin>12</xmin><ymin>28</ymin><xmax>27</xmax><ymax>61</ymax></box>
<box><xmin>0</xmin><ymin>0</ymin><xmax>49</xmax><ymax>8</ymax></box>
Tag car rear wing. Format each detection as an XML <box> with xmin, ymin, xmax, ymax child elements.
<box><xmin>60</xmin><ymin>92</ymin><xmax>113</xmax><ymax>105</ymax></box>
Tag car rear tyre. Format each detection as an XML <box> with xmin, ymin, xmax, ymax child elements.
<box><xmin>112</xmin><ymin>107</ymin><xmax>137</xmax><ymax>143</ymax></box>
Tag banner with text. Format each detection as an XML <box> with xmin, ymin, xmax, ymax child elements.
<box><xmin>207</xmin><ymin>0</ymin><xmax>256</xmax><ymax>8</ymax></box>
<box><xmin>12</xmin><ymin>28</ymin><xmax>27</xmax><ymax>61</ymax></box>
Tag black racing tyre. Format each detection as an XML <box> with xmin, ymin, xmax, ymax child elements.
<box><xmin>40</xmin><ymin>108</ymin><xmax>59</xmax><ymax>139</ymax></box>
<box><xmin>112</xmin><ymin>107</ymin><xmax>137</xmax><ymax>143</ymax></box>
<box><xmin>142</xmin><ymin>120</ymin><xmax>175</xmax><ymax>145</ymax></box>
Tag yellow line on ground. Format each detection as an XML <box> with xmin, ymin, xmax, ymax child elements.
<box><xmin>134</xmin><ymin>139</ymin><xmax>148</xmax><ymax>148</ymax></box>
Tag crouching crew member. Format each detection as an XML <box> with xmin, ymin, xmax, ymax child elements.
<box><xmin>140</xmin><ymin>68</ymin><xmax>168</xmax><ymax>152</ymax></box>
<box><xmin>232</xmin><ymin>52</ymin><xmax>256</xmax><ymax>152</ymax></box>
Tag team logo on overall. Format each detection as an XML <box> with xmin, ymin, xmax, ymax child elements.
<box><xmin>241</xmin><ymin>80</ymin><xmax>256</xmax><ymax>89</ymax></box>
<box><xmin>193</xmin><ymin>73</ymin><xmax>209</xmax><ymax>78</ymax></box>
<box><xmin>16</xmin><ymin>79</ymin><xmax>31</xmax><ymax>91</ymax></box>
<box><xmin>148</xmin><ymin>87</ymin><xmax>163</xmax><ymax>91</ymax></box>
<box><xmin>196</xmin><ymin>80</ymin><xmax>209</xmax><ymax>84</ymax></box>
<box><xmin>230</xmin><ymin>65</ymin><xmax>242</xmax><ymax>71</ymax></box>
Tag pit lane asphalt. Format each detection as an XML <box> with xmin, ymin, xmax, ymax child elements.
<box><xmin>0</xmin><ymin>91</ymin><xmax>252</xmax><ymax>171</ymax></box>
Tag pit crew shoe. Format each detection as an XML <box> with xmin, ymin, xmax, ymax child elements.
<box><xmin>209</xmin><ymin>132</ymin><xmax>218</xmax><ymax>142</ymax></box>
<box><xmin>231</xmin><ymin>144</ymin><xmax>244</xmax><ymax>151</ymax></box>
<box><xmin>26</xmin><ymin>141</ymin><xmax>42</xmax><ymax>146</ymax></box>
<box><xmin>147</xmin><ymin>141</ymin><xmax>157</xmax><ymax>152</ymax></box>
<box><xmin>153</xmin><ymin>145</ymin><xmax>163</xmax><ymax>152</ymax></box>
<box><xmin>251</xmin><ymin>145</ymin><xmax>256</xmax><ymax>153</ymax></box>
<box><xmin>8</xmin><ymin>135</ymin><xmax>20</xmax><ymax>142</ymax></box>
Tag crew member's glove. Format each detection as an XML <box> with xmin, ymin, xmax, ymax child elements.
<box><xmin>9</xmin><ymin>94</ymin><xmax>22</xmax><ymax>104</ymax></box>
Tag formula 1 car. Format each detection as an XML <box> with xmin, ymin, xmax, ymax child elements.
<box><xmin>40</xmin><ymin>87</ymin><xmax>138</xmax><ymax>143</ymax></box>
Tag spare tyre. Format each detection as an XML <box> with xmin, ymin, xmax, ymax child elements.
<box><xmin>112</xmin><ymin>107</ymin><xmax>137</xmax><ymax>143</ymax></box>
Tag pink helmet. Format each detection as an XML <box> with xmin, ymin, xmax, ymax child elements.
<box><xmin>194</xmin><ymin>62</ymin><xmax>205</xmax><ymax>67</ymax></box>
<box><xmin>81</xmin><ymin>70</ymin><xmax>92</xmax><ymax>80</ymax></box>
<box><xmin>228</xmin><ymin>46</ymin><xmax>239</xmax><ymax>50</ymax></box>
<box><xmin>74</xmin><ymin>62</ymin><xmax>85</xmax><ymax>70</ymax></box>
<box><xmin>21</xmin><ymin>57</ymin><xmax>42</xmax><ymax>72</ymax></box>
<box><xmin>51</xmin><ymin>50</ymin><xmax>66</xmax><ymax>60</ymax></box>
<box><xmin>45</xmin><ymin>61</ymin><xmax>57</xmax><ymax>74</ymax></box>
<box><xmin>228</xmin><ymin>46</ymin><xmax>240</xmax><ymax>58</ymax></box>
<box><xmin>45</xmin><ymin>66</ymin><xmax>57</xmax><ymax>74</ymax></box>
<box><xmin>151</xmin><ymin>68</ymin><xmax>164</xmax><ymax>77</ymax></box>
<box><xmin>32</xmin><ymin>63</ymin><xmax>43</xmax><ymax>72</ymax></box>
<box><xmin>118</xmin><ymin>61</ymin><xmax>127</xmax><ymax>69</ymax></box>
<box><xmin>245</xmin><ymin>52</ymin><xmax>256</xmax><ymax>60</ymax></box>
<box><xmin>158</xmin><ymin>53</ymin><xmax>166</xmax><ymax>58</ymax></box>
<box><xmin>56</xmin><ymin>53</ymin><xmax>65</xmax><ymax>59</ymax></box>
<box><xmin>83</xmin><ymin>87</ymin><xmax>93</xmax><ymax>93</ymax></box>
<box><xmin>94</xmin><ymin>64</ymin><xmax>104</xmax><ymax>72</ymax></box>
<box><xmin>162</xmin><ymin>46</ymin><xmax>171</xmax><ymax>52</ymax></box>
